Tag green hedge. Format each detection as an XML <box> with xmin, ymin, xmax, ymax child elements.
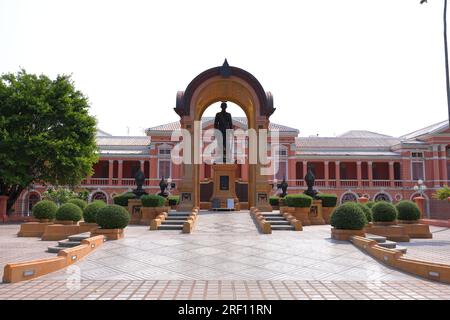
<box><xmin>395</xmin><ymin>200</ymin><xmax>421</xmax><ymax>221</ymax></box>
<box><xmin>269</xmin><ymin>196</ymin><xmax>280</xmax><ymax>206</ymax></box>
<box><xmin>56</xmin><ymin>203</ymin><xmax>83</xmax><ymax>222</ymax></box>
<box><xmin>372</xmin><ymin>201</ymin><xmax>397</xmax><ymax>222</ymax></box>
<box><xmin>113</xmin><ymin>192</ymin><xmax>136</xmax><ymax>206</ymax></box>
<box><xmin>32</xmin><ymin>200</ymin><xmax>58</xmax><ymax>220</ymax></box>
<box><xmin>285</xmin><ymin>194</ymin><xmax>313</xmax><ymax>208</ymax></box>
<box><xmin>330</xmin><ymin>202</ymin><xmax>367</xmax><ymax>230</ymax></box>
<box><xmin>83</xmin><ymin>200</ymin><xmax>107</xmax><ymax>223</ymax></box>
<box><xmin>67</xmin><ymin>198</ymin><xmax>88</xmax><ymax>210</ymax></box>
<box><xmin>357</xmin><ymin>203</ymin><xmax>372</xmax><ymax>223</ymax></box>
<box><xmin>315</xmin><ymin>194</ymin><xmax>338</xmax><ymax>207</ymax></box>
<box><xmin>96</xmin><ymin>205</ymin><xmax>130</xmax><ymax>229</ymax></box>
<box><xmin>168</xmin><ymin>195</ymin><xmax>180</xmax><ymax>206</ymax></box>
<box><xmin>141</xmin><ymin>194</ymin><xmax>166</xmax><ymax>207</ymax></box>
<box><xmin>365</xmin><ymin>201</ymin><xmax>376</xmax><ymax>209</ymax></box>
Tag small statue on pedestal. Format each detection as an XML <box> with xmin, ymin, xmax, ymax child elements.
<box><xmin>158</xmin><ymin>177</ymin><xmax>169</xmax><ymax>198</ymax></box>
<box><xmin>277</xmin><ymin>177</ymin><xmax>288</xmax><ymax>198</ymax></box>
<box><xmin>133</xmin><ymin>168</ymin><xmax>148</xmax><ymax>198</ymax></box>
<box><xmin>304</xmin><ymin>164</ymin><xmax>318</xmax><ymax>198</ymax></box>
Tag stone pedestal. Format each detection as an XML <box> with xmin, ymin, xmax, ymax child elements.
<box><xmin>0</xmin><ymin>195</ymin><xmax>8</xmax><ymax>223</ymax></box>
<box><xmin>309</xmin><ymin>200</ymin><xmax>325</xmax><ymax>225</ymax></box>
<box><xmin>127</xmin><ymin>199</ymin><xmax>142</xmax><ymax>224</ymax></box>
<box><xmin>210</xmin><ymin>164</ymin><xmax>239</xmax><ymax>210</ymax></box>
<box><xmin>413</xmin><ymin>197</ymin><xmax>425</xmax><ymax>218</ymax></box>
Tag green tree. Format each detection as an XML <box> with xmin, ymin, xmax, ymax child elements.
<box><xmin>433</xmin><ymin>185</ymin><xmax>450</xmax><ymax>200</ymax></box>
<box><xmin>0</xmin><ymin>69</ymin><xmax>98</xmax><ymax>213</ymax></box>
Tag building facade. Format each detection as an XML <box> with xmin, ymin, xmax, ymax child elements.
<box><xmin>14</xmin><ymin>119</ymin><xmax>450</xmax><ymax>219</ymax></box>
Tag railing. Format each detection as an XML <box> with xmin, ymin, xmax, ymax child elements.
<box><xmin>80</xmin><ymin>178</ymin><xmax>181</xmax><ymax>187</ymax></box>
<box><xmin>372</xmin><ymin>180</ymin><xmax>391</xmax><ymax>187</ymax></box>
<box><xmin>340</xmin><ymin>180</ymin><xmax>358</xmax><ymax>187</ymax></box>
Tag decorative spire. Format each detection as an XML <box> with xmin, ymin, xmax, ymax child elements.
<box><xmin>220</xmin><ymin>58</ymin><xmax>231</xmax><ymax>78</ymax></box>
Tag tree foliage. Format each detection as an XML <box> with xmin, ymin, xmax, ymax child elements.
<box><xmin>0</xmin><ymin>69</ymin><xmax>98</xmax><ymax>212</ymax></box>
<box><xmin>433</xmin><ymin>185</ymin><xmax>450</xmax><ymax>200</ymax></box>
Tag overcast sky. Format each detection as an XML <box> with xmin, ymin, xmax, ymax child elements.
<box><xmin>0</xmin><ymin>0</ymin><xmax>448</xmax><ymax>137</ymax></box>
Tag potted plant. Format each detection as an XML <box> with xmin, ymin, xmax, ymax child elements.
<box><xmin>79</xmin><ymin>200</ymin><xmax>106</xmax><ymax>232</ymax></box>
<box><xmin>372</xmin><ymin>201</ymin><xmax>397</xmax><ymax>226</ymax></box>
<box><xmin>330</xmin><ymin>202</ymin><xmax>366</xmax><ymax>240</ymax></box>
<box><xmin>93</xmin><ymin>204</ymin><xmax>130</xmax><ymax>240</ymax></box>
<box><xmin>112</xmin><ymin>192</ymin><xmax>137</xmax><ymax>207</ymax></box>
<box><xmin>168</xmin><ymin>195</ymin><xmax>180</xmax><ymax>209</ymax></box>
<box><xmin>140</xmin><ymin>194</ymin><xmax>168</xmax><ymax>225</ymax></box>
<box><xmin>18</xmin><ymin>200</ymin><xmax>57</xmax><ymax>237</ymax></box>
<box><xmin>67</xmin><ymin>198</ymin><xmax>88</xmax><ymax>211</ymax></box>
<box><xmin>357</xmin><ymin>203</ymin><xmax>372</xmax><ymax>227</ymax></box>
<box><xmin>395</xmin><ymin>200</ymin><xmax>432</xmax><ymax>239</ymax></box>
<box><xmin>315</xmin><ymin>193</ymin><xmax>337</xmax><ymax>224</ymax></box>
<box><xmin>269</xmin><ymin>196</ymin><xmax>280</xmax><ymax>210</ymax></box>
<box><xmin>285</xmin><ymin>194</ymin><xmax>313</xmax><ymax>225</ymax></box>
<box><xmin>55</xmin><ymin>203</ymin><xmax>83</xmax><ymax>225</ymax></box>
<box><xmin>41</xmin><ymin>203</ymin><xmax>83</xmax><ymax>240</ymax></box>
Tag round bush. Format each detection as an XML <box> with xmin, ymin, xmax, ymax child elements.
<box><xmin>395</xmin><ymin>200</ymin><xmax>421</xmax><ymax>221</ymax></box>
<box><xmin>285</xmin><ymin>194</ymin><xmax>313</xmax><ymax>208</ymax></box>
<box><xmin>56</xmin><ymin>203</ymin><xmax>83</xmax><ymax>222</ymax></box>
<box><xmin>32</xmin><ymin>200</ymin><xmax>58</xmax><ymax>220</ymax></box>
<box><xmin>141</xmin><ymin>194</ymin><xmax>166</xmax><ymax>207</ymax></box>
<box><xmin>365</xmin><ymin>201</ymin><xmax>376</xmax><ymax>209</ymax></box>
<box><xmin>113</xmin><ymin>192</ymin><xmax>136</xmax><ymax>206</ymax></box>
<box><xmin>83</xmin><ymin>200</ymin><xmax>107</xmax><ymax>223</ymax></box>
<box><xmin>67</xmin><ymin>198</ymin><xmax>88</xmax><ymax>210</ymax></box>
<box><xmin>357</xmin><ymin>203</ymin><xmax>372</xmax><ymax>223</ymax></box>
<box><xmin>330</xmin><ymin>202</ymin><xmax>367</xmax><ymax>230</ymax></box>
<box><xmin>372</xmin><ymin>201</ymin><xmax>397</xmax><ymax>222</ymax></box>
<box><xmin>168</xmin><ymin>195</ymin><xmax>180</xmax><ymax>206</ymax></box>
<box><xmin>315</xmin><ymin>194</ymin><xmax>338</xmax><ymax>207</ymax></box>
<box><xmin>269</xmin><ymin>196</ymin><xmax>280</xmax><ymax>206</ymax></box>
<box><xmin>96</xmin><ymin>205</ymin><xmax>130</xmax><ymax>229</ymax></box>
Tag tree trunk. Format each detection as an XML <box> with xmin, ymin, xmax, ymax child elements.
<box><xmin>444</xmin><ymin>0</ymin><xmax>450</xmax><ymax>125</ymax></box>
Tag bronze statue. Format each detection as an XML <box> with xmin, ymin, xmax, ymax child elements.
<box><xmin>304</xmin><ymin>164</ymin><xmax>318</xmax><ymax>198</ymax></box>
<box><xmin>277</xmin><ymin>177</ymin><xmax>288</xmax><ymax>198</ymax></box>
<box><xmin>158</xmin><ymin>177</ymin><xmax>169</xmax><ymax>198</ymax></box>
<box><xmin>214</xmin><ymin>101</ymin><xmax>233</xmax><ymax>163</ymax></box>
<box><xmin>133</xmin><ymin>168</ymin><xmax>148</xmax><ymax>198</ymax></box>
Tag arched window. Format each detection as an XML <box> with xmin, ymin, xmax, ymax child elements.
<box><xmin>91</xmin><ymin>191</ymin><xmax>107</xmax><ymax>203</ymax></box>
<box><xmin>27</xmin><ymin>193</ymin><xmax>41</xmax><ymax>216</ymax></box>
<box><xmin>341</xmin><ymin>192</ymin><xmax>357</xmax><ymax>204</ymax></box>
<box><xmin>374</xmin><ymin>193</ymin><xmax>391</xmax><ymax>202</ymax></box>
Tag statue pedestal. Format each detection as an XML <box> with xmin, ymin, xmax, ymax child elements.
<box><xmin>210</xmin><ymin>164</ymin><xmax>240</xmax><ymax>211</ymax></box>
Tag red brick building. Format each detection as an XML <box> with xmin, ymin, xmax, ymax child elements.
<box><xmin>14</xmin><ymin>119</ymin><xmax>450</xmax><ymax>219</ymax></box>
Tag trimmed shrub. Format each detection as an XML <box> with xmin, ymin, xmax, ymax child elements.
<box><xmin>269</xmin><ymin>196</ymin><xmax>280</xmax><ymax>206</ymax></box>
<box><xmin>96</xmin><ymin>205</ymin><xmax>130</xmax><ymax>229</ymax></box>
<box><xmin>365</xmin><ymin>201</ymin><xmax>376</xmax><ymax>209</ymax></box>
<box><xmin>330</xmin><ymin>202</ymin><xmax>367</xmax><ymax>230</ymax></box>
<box><xmin>168</xmin><ymin>195</ymin><xmax>180</xmax><ymax>206</ymax></box>
<box><xmin>32</xmin><ymin>200</ymin><xmax>58</xmax><ymax>220</ymax></box>
<box><xmin>141</xmin><ymin>194</ymin><xmax>166</xmax><ymax>207</ymax></box>
<box><xmin>67</xmin><ymin>198</ymin><xmax>88</xmax><ymax>210</ymax></box>
<box><xmin>83</xmin><ymin>200</ymin><xmax>107</xmax><ymax>223</ymax></box>
<box><xmin>113</xmin><ymin>192</ymin><xmax>136</xmax><ymax>206</ymax></box>
<box><xmin>285</xmin><ymin>194</ymin><xmax>313</xmax><ymax>208</ymax></box>
<box><xmin>56</xmin><ymin>203</ymin><xmax>83</xmax><ymax>222</ymax></box>
<box><xmin>357</xmin><ymin>203</ymin><xmax>372</xmax><ymax>223</ymax></box>
<box><xmin>315</xmin><ymin>194</ymin><xmax>338</xmax><ymax>207</ymax></box>
<box><xmin>396</xmin><ymin>200</ymin><xmax>421</xmax><ymax>221</ymax></box>
<box><xmin>372</xmin><ymin>201</ymin><xmax>397</xmax><ymax>222</ymax></box>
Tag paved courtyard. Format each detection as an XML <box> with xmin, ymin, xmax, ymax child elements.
<box><xmin>1</xmin><ymin>210</ymin><xmax>450</xmax><ymax>299</ymax></box>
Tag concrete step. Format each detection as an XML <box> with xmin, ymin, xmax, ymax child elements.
<box><xmin>394</xmin><ymin>246</ymin><xmax>408</xmax><ymax>254</ymax></box>
<box><xmin>168</xmin><ymin>213</ymin><xmax>190</xmax><ymax>217</ymax></box>
<box><xmin>265</xmin><ymin>217</ymin><xmax>286</xmax><ymax>221</ymax></box>
<box><xmin>271</xmin><ymin>225</ymin><xmax>295</xmax><ymax>231</ymax></box>
<box><xmin>165</xmin><ymin>216</ymin><xmax>189</xmax><ymax>220</ymax></box>
<box><xmin>269</xmin><ymin>221</ymin><xmax>291</xmax><ymax>226</ymax></box>
<box><xmin>377</xmin><ymin>240</ymin><xmax>397</xmax><ymax>249</ymax></box>
<box><xmin>162</xmin><ymin>220</ymin><xmax>186</xmax><ymax>225</ymax></box>
<box><xmin>261</xmin><ymin>213</ymin><xmax>283</xmax><ymax>217</ymax></box>
<box><xmin>159</xmin><ymin>225</ymin><xmax>183</xmax><ymax>230</ymax></box>
<box><xmin>47</xmin><ymin>246</ymin><xmax>63</xmax><ymax>253</ymax></box>
<box><xmin>57</xmin><ymin>240</ymin><xmax>81</xmax><ymax>248</ymax></box>
<box><xmin>366</xmin><ymin>234</ymin><xmax>387</xmax><ymax>243</ymax></box>
<box><xmin>68</xmin><ymin>233</ymin><xmax>91</xmax><ymax>242</ymax></box>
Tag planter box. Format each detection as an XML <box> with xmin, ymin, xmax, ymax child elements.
<box><xmin>322</xmin><ymin>207</ymin><xmax>336</xmax><ymax>224</ymax></box>
<box><xmin>331</xmin><ymin>228</ymin><xmax>365</xmax><ymax>241</ymax></box>
<box><xmin>92</xmin><ymin>228</ymin><xmax>124</xmax><ymax>240</ymax></box>
<box><xmin>309</xmin><ymin>200</ymin><xmax>325</xmax><ymax>225</ymax></box>
<box><xmin>54</xmin><ymin>220</ymin><xmax>77</xmax><ymax>225</ymax></box>
<box><xmin>17</xmin><ymin>222</ymin><xmax>53</xmax><ymax>237</ymax></box>
<box><xmin>79</xmin><ymin>222</ymin><xmax>99</xmax><ymax>233</ymax></box>
<box><xmin>41</xmin><ymin>224</ymin><xmax>81</xmax><ymax>241</ymax></box>
<box><xmin>397</xmin><ymin>223</ymin><xmax>432</xmax><ymax>239</ymax></box>
<box><xmin>364</xmin><ymin>224</ymin><xmax>410</xmax><ymax>242</ymax></box>
<box><xmin>140</xmin><ymin>206</ymin><xmax>170</xmax><ymax>225</ymax></box>
<box><xmin>291</xmin><ymin>207</ymin><xmax>311</xmax><ymax>226</ymax></box>
<box><xmin>372</xmin><ymin>220</ymin><xmax>397</xmax><ymax>226</ymax></box>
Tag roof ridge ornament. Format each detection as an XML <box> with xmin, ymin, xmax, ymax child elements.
<box><xmin>220</xmin><ymin>58</ymin><xmax>231</xmax><ymax>78</ymax></box>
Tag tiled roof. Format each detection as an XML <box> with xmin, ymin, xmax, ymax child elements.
<box><xmin>296</xmin><ymin>137</ymin><xmax>401</xmax><ymax>148</ymax></box>
<box><xmin>146</xmin><ymin>117</ymin><xmax>299</xmax><ymax>133</ymax></box>
<box><xmin>337</xmin><ymin>130</ymin><xmax>393</xmax><ymax>138</ymax></box>
<box><xmin>400</xmin><ymin>120</ymin><xmax>448</xmax><ymax>140</ymax></box>
<box><xmin>96</xmin><ymin>136</ymin><xmax>151</xmax><ymax>146</ymax></box>
<box><xmin>297</xmin><ymin>151</ymin><xmax>400</xmax><ymax>157</ymax></box>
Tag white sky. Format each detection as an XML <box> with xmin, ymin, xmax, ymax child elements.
<box><xmin>0</xmin><ymin>0</ymin><xmax>448</xmax><ymax>137</ymax></box>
